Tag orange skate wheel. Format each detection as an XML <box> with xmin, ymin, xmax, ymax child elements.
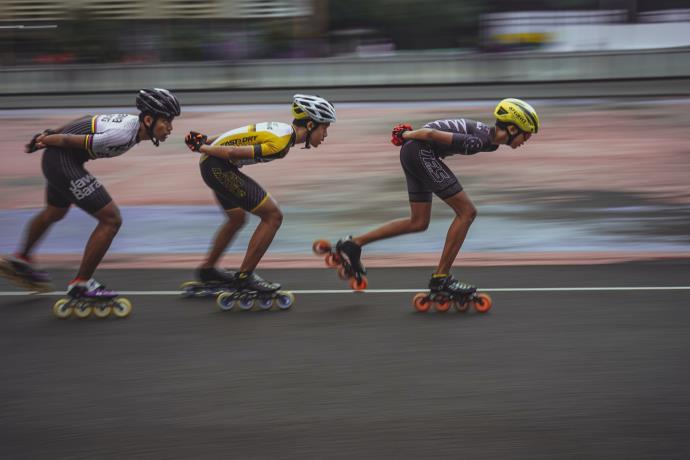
<box><xmin>412</xmin><ymin>292</ymin><xmax>431</xmax><ymax>313</ymax></box>
<box><xmin>324</xmin><ymin>253</ymin><xmax>340</xmax><ymax>268</ymax></box>
<box><xmin>454</xmin><ymin>300</ymin><xmax>470</xmax><ymax>313</ymax></box>
<box><xmin>337</xmin><ymin>266</ymin><xmax>348</xmax><ymax>280</ymax></box>
<box><xmin>473</xmin><ymin>293</ymin><xmax>493</xmax><ymax>313</ymax></box>
<box><xmin>312</xmin><ymin>239</ymin><xmax>331</xmax><ymax>255</ymax></box>
<box><xmin>435</xmin><ymin>298</ymin><xmax>451</xmax><ymax>312</ymax></box>
<box><xmin>349</xmin><ymin>276</ymin><xmax>368</xmax><ymax>291</ymax></box>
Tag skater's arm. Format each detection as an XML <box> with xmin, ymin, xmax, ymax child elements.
<box><xmin>401</xmin><ymin>128</ymin><xmax>484</xmax><ymax>153</ymax></box>
<box><xmin>401</xmin><ymin>128</ymin><xmax>454</xmax><ymax>145</ymax></box>
<box><xmin>29</xmin><ymin>133</ymin><xmax>88</xmax><ymax>151</ymax></box>
<box><xmin>198</xmin><ymin>144</ymin><xmax>255</xmax><ymax>162</ymax></box>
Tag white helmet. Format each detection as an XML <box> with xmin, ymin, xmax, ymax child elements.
<box><xmin>292</xmin><ymin>94</ymin><xmax>336</xmax><ymax>123</ymax></box>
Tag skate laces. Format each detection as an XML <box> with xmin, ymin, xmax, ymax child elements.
<box><xmin>69</xmin><ymin>278</ymin><xmax>104</xmax><ymax>291</ymax></box>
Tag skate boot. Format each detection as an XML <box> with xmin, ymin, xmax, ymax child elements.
<box><xmin>216</xmin><ymin>271</ymin><xmax>295</xmax><ymax>312</ymax></box>
<box><xmin>0</xmin><ymin>255</ymin><xmax>53</xmax><ymax>292</ymax></box>
<box><xmin>52</xmin><ymin>278</ymin><xmax>132</xmax><ymax>319</ymax></box>
<box><xmin>312</xmin><ymin>236</ymin><xmax>368</xmax><ymax>291</ymax></box>
<box><xmin>412</xmin><ymin>274</ymin><xmax>492</xmax><ymax>314</ymax></box>
<box><xmin>180</xmin><ymin>267</ymin><xmax>237</xmax><ymax>298</ymax></box>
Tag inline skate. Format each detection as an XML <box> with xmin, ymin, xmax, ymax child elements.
<box><xmin>0</xmin><ymin>255</ymin><xmax>53</xmax><ymax>293</ymax></box>
<box><xmin>312</xmin><ymin>236</ymin><xmax>368</xmax><ymax>291</ymax></box>
<box><xmin>216</xmin><ymin>271</ymin><xmax>295</xmax><ymax>312</ymax></box>
<box><xmin>180</xmin><ymin>267</ymin><xmax>236</xmax><ymax>298</ymax></box>
<box><xmin>412</xmin><ymin>274</ymin><xmax>492</xmax><ymax>313</ymax></box>
<box><xmin>52</xmin><ymin>279</ymin><xmax>132</xmax><ymax>319</ymax></box>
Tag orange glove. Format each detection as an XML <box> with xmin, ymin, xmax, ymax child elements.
<box><xmin>391</xmin><ymin>123</ymin><xmax>413</xmax><ymax>146</ymax></box>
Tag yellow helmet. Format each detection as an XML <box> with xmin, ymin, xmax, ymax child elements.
<box><xmin>494</xmin><ymin>98</ymin><xmax>539</xmax><ymax>134</ymax></box>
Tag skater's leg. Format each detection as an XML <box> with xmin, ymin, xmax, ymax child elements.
<box><xmin>435</xmin><ymin>191</ymin><xmax>477</xmax><ymax>275</ymax></box>
<box><xmin>239</xmin><ymin>196</ymin><xmax>282</xmax><ymax>273</ymax></box>
<box><xmin>18</xmin><ymin>204</ymin><xmax>70</xmax><ymax>259</ymax></box>
<box><xmin>202</xmin><ymin>207</ymin><xmax>247</xmax><ymax>268</ymax></box>
<box><xmin>75</xmin><ymin>201</ymin><xmax>122</xmax><ymax>280</ymax></box>
<box><xmin>353</xmin><ymin>201</ymin><xmax>431</xmax><ymax>246</ymax></box>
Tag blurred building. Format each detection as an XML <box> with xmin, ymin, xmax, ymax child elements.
<box><xmin>481</xmin><ymin>8</ymin><xmax>690</xmax><ymax>52</ymax></box>
<box><xmin>0</xmin><ymin>0</ymin><xmax>325</xmax><ymax>64</ymax></box>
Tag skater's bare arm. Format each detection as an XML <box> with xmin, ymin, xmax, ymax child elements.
<box><xmin>31</xmin><ymin>133</ymin><xmax>88</xmax><ymax>151</ymax></box>
<box><xmin>402</xmin><ymin>128</ymin><xmax>453</xmax><ymax>145</ymax></box>
<box><xmin>198</xmin><ymin>144</ymin><xmax>255</xmax><ymax>161</ymax></box>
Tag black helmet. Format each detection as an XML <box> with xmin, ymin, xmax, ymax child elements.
<box><xmin>136</xmin><ymin>88</ymin><xmax>181</xmax><ymax>119</ymax></box>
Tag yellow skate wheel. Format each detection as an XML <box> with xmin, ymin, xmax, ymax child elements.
<box><xmin>93</xmin><ymin>303</ymin><xmax>112</xmax><ymax>318</ymax></box>
<box><xmin>73</xmin><ymin>302</ymin><xmax>93</xmax><ymax>319</ymax></box>
<box><xmin>275</xmin><ymin>291</ymin><xmax>295</xmax><ymax>310</ymax></box>
<box><xmin>52</xmin><ymin>298</ymin><xmax>73</xmax><ymax>319</ymax></box>
<box><xmin>180</xmin><ymin>281</ymin><xmax>201</xmax><ymax>289</ymax></box>
<box><xmin>238</xmin><ymin>296</ymin><xmax>255</xmax><ymax>311</ymax></box>
<box><xmin>112</xmin><ymin>298</ymin><xmax>132</xmax><ymax>318</ymax></box>
<box><xmin>217</xmin><ymin>292</ymin><xmax>236</xmax><ymax>311</ymax></box>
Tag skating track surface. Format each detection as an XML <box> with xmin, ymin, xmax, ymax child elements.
<box><xmin>1</xmin><ymin>261</ymin><xmax>689</xmax><ymax>459</ymax></box>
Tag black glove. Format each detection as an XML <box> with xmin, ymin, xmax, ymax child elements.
<box><xmin>185</xmin><ymin>131</ymin><xmax>208</xmax><ymax>152</ymax></box>
<box><xmin>25</xmin><ymin>129</ymin><xmax>56</xmax><ymax>154</ymax></box>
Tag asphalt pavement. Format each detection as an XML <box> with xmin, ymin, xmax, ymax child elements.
<box><xmin>1</xmin><ymin>261</ymin><xmax>689</xmax><ymax>459</ymax></box>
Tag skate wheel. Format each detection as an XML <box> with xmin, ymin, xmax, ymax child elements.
<box><xmin>73</xmin><ymin>301</ymin><xmax>93</xmax><ymax>319</ymax></box>
<box><xmin>93</xmin><ymin>303</ymin><xmax>112</xmax><ymax>318</ymax></box>
<box><xmin>258</xmin><ymin>297</ymin><xmax>273</xmax><ymax>311</ymax></box>
<box><xmin>349</xmin><ymin>275</ymin><xmax>368</xmax><ymax>291</ymax></box>
<box><xmin>180</xmin><ymin>281</ymin><xmax>201</xmax><ymax>298</ymax></box>
<box><xmin>217</xmin><ymin>292</ymin><xmax>235</xmax><ymax>311</ymax></box>
<box><xmin>435</xmin><ymin>298</ymin><xmax>451</xmax><ymax>313</ymax></box>
<box><xmin>454</xmin><ymin>300</ymin><xmax>470</xmax><ymax>313</ymax></box>
<box><xmin>238</xmin><ymin>296</ymin><xmax>254</xmax><ymax>311</ymax></box>
<box><xmin>52</xmin><ymin>298</ymin><xmax>73</xmax><ymax>319</ymax></box>
<box><xmin>412</xmin><ymin>292</ymin><xmax>431</xmax><ymax>313</ymax></box>
<box><xmin>473</xmin><ymin>293</ymin><xmax>493</xmax><ymax>313</ymax></box>
<box><xmin>275</xmin><ymin>292</ymin><xmax>295</xmax><ymax>310</ymax></box>
<box><xmin>312</xmin><ymin>239</ymin><xmax>332</xmax><ymax>255</ymax></box>
<box><xmin>112</xmin><ymin>298</ymin><xmax>132</xmax><ymax>318</ymax></box>
<box><xmin>337</xmin><ymin>266</ymin><xmax>348</xmax><ymax>280</ymax></box>
<box><xmin>324</xmin><ymin>253</ymin><xmax>341</xmax><ymax>268</ymax></box>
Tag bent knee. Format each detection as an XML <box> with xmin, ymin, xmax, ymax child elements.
<box><xmin>409</xmin><ymin>219</ymin><xmax>429</xmax><ymax>232</ymax></box>
<box><xmin>263</xmin><ymin>208</ymin><xmax>283</xmax><ymax>228</ymax></box>
<box><xmin>98</xmin><ymin>207</ymin><xmax>123</xmax><ymax>229</ymax></box>
<box><xmin>461</xmin><ymin>206</ymin><xmax>477</xmax><ymax>223</ymax></box>
<box><xmin>44</xmin><ymin>207</ymin><xmax>68</xmax><ymax>223</ymax></box>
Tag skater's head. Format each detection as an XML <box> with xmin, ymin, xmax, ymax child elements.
<box><xmin>136</xmin><ymin>88</ymin><xmax>181</xmax><ymax>146</ymax></box>
<box><xmin>291</xmin><ymin>94</ymin><xmax>336</xmax><ymax>149</ymax></box>
<box><xmin>493</xmin><ymin>98</ymin><xmax>539</xmax><ymax>149</ymax></box>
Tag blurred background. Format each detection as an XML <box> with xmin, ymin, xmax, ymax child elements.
<box><xmin>1</xmin><ymin>0</ymin><xmax>689</xmax><ymax>263</ymax></box>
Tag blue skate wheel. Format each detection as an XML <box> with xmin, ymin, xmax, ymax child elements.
<box><xmin>216</xmin><ymin>292</ymin><xmax>235</xmax><ymax>311</ymax></box>
<box><xmin>258</xmin><ymin>297</ymin><xmax>273</xmax><ymax>310</ymax></box>
<box><xmin>238</xmin><ymin>296</ymin><xmax>254</xmax><ymax>311</ymax></box>
<box><xmin>275</xmin><ymin>292</ymin><xmax>295</xmax><ymax>310</ymax></box>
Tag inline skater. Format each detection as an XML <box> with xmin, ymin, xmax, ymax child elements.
<box><xmin>183</xmin><ymin>94</ymin><xmax>336</xmax><ymax>306</ymax></box>
<box><xmin>0</xmin><ymin>88</ymin><xmax>180</xmax><ymax>317</ymax></box>
<box><xmin>315</xmin><ymin>98</ymin><xmax>539</xmax><ymax>307</ymax></box>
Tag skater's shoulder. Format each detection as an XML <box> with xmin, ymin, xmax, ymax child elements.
<box><xmin>255</xmin><ymin>121</ymin><xmax>294</xmax><ymax>137</ymax></box>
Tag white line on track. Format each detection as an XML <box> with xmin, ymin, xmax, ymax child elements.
<box><xmin>1</xmin><ymin>286</ymin><xmax>690</xmax><ymax>296</ymax></box>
